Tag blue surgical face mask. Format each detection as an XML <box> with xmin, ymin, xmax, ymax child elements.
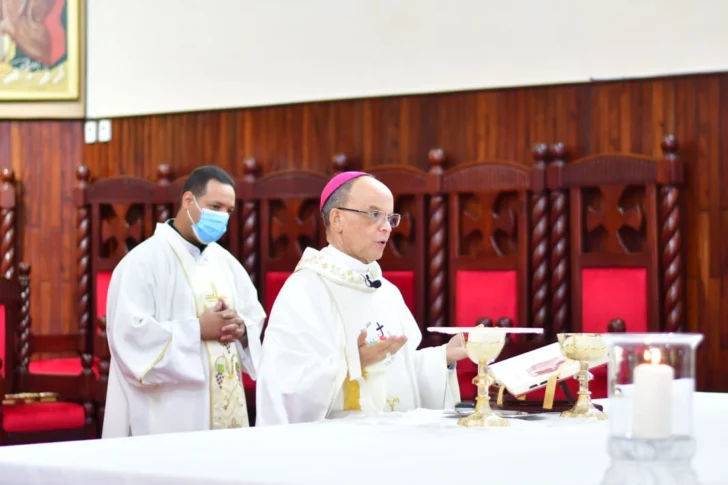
<box><xmin>187</xmin><ymin>198</ymin><xmax>229</xmax><ymax>244</ymax></box>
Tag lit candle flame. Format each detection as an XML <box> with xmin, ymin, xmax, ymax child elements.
<box><xmin>643</xmin><ymin>348</ymin><xmax>662</xmax><ymax>364</ymax></box>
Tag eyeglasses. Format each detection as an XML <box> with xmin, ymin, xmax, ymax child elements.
<box><xmin>336</xmin><ymin>207</ymin><xmax>401</xmax><ymax>228</ymax></box>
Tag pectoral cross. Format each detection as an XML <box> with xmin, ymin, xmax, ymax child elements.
<box><xmin>375</xmin><ymin>322</ymin><xmax>385</xmax><ymax>338</ymax></box>
<box><xmin>386</xmin><ymin>397</ymin><xmax>400</xmax><ymax>412</ymax></box>
<box><xmin>205</xmin><ymin>282</ymin><xmax>222</xmax><ymax>308</ymax></box>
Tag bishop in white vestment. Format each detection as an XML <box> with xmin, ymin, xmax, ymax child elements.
<box><xmin>256</xmin><ymin>172</ymin><xmax>465</xmax><ymax>425</ymax></box>
<box><xmin>103</xmin><ymin>166</ymin><xmax>266</xmax><ymax>437</ymax></box>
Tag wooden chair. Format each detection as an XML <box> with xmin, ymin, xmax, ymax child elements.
<box><xmin>335</xmin><ymin>154</ymin><xmax>441</xmax><ymax>334</ymax></box>
<box><xmin>1</xmin><ymin>264</ymin><xmax>96</xmax><ymax>445</ymax></box>
<box><xmin>546</xmin><ymin>135</ymin><xmax>684</xmax><ymax>398</ymax></box>
<box><xmin>439</xmin><ymin>146</ymin><xmax>550</xmax><ymax>400</ymax></box>
<box><xmin>0</xmin><ymin>168</ymin><xmax>96</xmax><ymax>443</ymax></box>
<box><xmin>74</xmin><ymin>166</ymin><xmax>156</xmax><ymax>432</ymax></box>
<box><xmin>254</xmin><ymin>161</ymin><xmax>351</xmax><ymax>315</ymax></box>
<box><xmin>0</xmin><ymin>167</ymin><xmax>97</xmax><ymax>385</ymax></box>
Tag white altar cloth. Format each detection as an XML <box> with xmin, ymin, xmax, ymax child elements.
<box><xmin>0</xmin><ymin>393</ymin><xmax>725</xmax><ymax>485</ymax></box>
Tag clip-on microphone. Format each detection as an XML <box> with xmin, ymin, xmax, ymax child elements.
<box><xmin>365</xmin><ymin>275</ymin><xmax>382</xmax><ymax>289</ymax></box>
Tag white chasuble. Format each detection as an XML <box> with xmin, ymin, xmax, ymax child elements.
<box><xmin>102</xmin><ymin>223</ymin><xmax>265</xmax><ymax>438</ymax></box>
<box><xmin>166</xmin><ymin>237</ymin><xmax>249</xmax><ymax>430</ymax></box>
<box><xmin>255</xmin><ymin>245</ymin><xmax>460</xmax><ymax>426</ymax></box>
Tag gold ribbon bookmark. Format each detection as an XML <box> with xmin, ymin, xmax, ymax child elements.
<box><xmin>543</xmin><ymin>359</ymin><xmax>573</xmax><ymax>410</ymax></box>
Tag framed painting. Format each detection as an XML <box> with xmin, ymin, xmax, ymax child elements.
<box><xmin>0</xmin><ymin>0</ymin><xmax>80</xmax><ymax>101</ymax></box>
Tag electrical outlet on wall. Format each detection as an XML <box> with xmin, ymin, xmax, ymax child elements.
<box><xmin>84</xmin><ymin>120</ymin><xmax>97</xmax><ymax>144</ymax></box>
<box><xmin>98</xmin><ymin>119</ymin><xmax>112</xmax><ymax>142</ymax></box>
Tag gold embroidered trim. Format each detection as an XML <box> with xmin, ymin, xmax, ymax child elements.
<box><xmin>342</xmin><ymin>369</ymin><xmax>369</xmax><ymax>411</ymax></box>
<box><xmin>342</xmin><ymin>374</ymin><xmax>361</xmax><ymax>411</ymax></box>
<box><xmin>295</xmin><ymin>250</ymin><xmax>373</xmax><ymax>289</ymax></box>
<box><xmin>138</xmin><ymin>338</ymin><xmax>173</xmax><ymax>384</ymax></box>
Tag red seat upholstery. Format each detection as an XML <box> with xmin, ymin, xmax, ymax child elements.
<box><xmin>382</xmin><ymin>271</ymin><xmax>415</xmax><ymax>315</ymax></box>
<box><xmin>96</xmin><ymin>271</ymin><xmax>112</xmax><ymax>320</ymax></box>
<box><xmin>2</xmin><ymin>402</ymin><xmax>86</xmax><ymax>433</ymax></box>
<box><xmin>28</xmin><ymin>357</ymin><xmax>101</xmax><ymax>378</ymax></box>
<box><xmin>242</xmin><ymin>373</ymin><xmax>256</xmax><ymax>392</ymax></box>
<box><xmin>581</xmin><ymin>268</ymin><xmax>648</xmax><ymax>334</ymax></box>
<box><xmin>25</xmin><ymin>271</ymin><xmax>110</xmax><ymax>378</ymax></box>
<box><xmin>455</xmin><ymin>270</ymin><xmax>518</xmax><ymax>400</ymax></box>
<box><xmin>579</xmin><ymin>268</ymin><xmax>648</xmax><ymax>399</ymax></box>
<box><xmin>265</xmin><ymin>272</ymin><xmax>292</xmax><ymax>314</ymax></box>
<box><xmin>0</xmin><ymin>305</ymin><xmax>5</xmax><ymax>380</ymax></box>
<box><xmin>0</xmin><ymin>265</ymin><xmax>95</xmax><ymax>442</ymax></box>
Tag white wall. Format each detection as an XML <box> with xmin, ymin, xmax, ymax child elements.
<box><xmin>86</xmin><ymin>0</ymin><xmax>726</xmax><ymax>119</ymax></box>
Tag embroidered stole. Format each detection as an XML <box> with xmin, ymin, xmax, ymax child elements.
<box><xmin>167</xmin><ymin>239</ymin><xmax>249</xmax><ymax>430</ymax></box>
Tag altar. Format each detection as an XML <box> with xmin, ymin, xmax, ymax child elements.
<box><xmin>0</xmin><ymin>393</ymin><xmax>725</xmax><ymax>485</ymax></box>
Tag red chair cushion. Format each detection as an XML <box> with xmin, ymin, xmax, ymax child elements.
<box><xmin>454</xmin><ymin>270</ymin><xmax>518</xmax><ymax>400</ymax></box>
<box><xmin>581</xmin><ymin>268</ymin><xmax>648</xmax><ymax>333</ymax></box>
<box><xmin>580</xmin><ymin>267</ymin><xmax>647</xmax><ymax>399</ymax></box>
<box><xmin>96</xmin><ymin>271</ymin><xmax>112</xmax><ymax>318</ymax></box>
<box><xmin>454</xmin><ymin>270</ymin><xmax>518</xmax><ymax>327</ymax></box>
<box><xmin>243</xmin><ymin>373</ymin><xmax>255</xmax><ymax>391</ymax></box>
<box><xmin>383</xmin><ymin>271</ymin><xmax>415</xmax><ymax>314</ymax></box>
<box><xmin>28</xmin><ymin>357</ymin><xmax>101</xmax><ymax>378</ymax></box>
<box><xmin>265</xmin><ymin>272</ymin><xmax>291</xmax><ymax>314</ymax></box>
<box><xmin>0</xmin><ymin>304</ymin><xmax>5</xmax><ymax>378</ymax></box>
<box><xmin>2</xmin><ymin>402</ymin><xmax>86</xmax><ymax>433</ymax></box>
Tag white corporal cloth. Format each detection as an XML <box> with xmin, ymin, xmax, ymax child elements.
<box><xmin>0</xmin><ymin>393</ymin><xmax>725</xmax><ymax>485</ymax></box>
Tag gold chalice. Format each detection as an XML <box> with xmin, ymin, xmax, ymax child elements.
<box><xmin>557</xmin><ymin>333</ymin><xmax>608</xmax><ymax>420</ymax></box>
<box><xmin>457</xmin><ymin>328</ymin><xmax>508</xmax><ymax>427</ymax></box>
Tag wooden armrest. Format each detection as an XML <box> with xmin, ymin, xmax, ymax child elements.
<box><xmin>30</xmin><ymin>334</ymin><xmax>84</xmax><ymax>354</ymax></box>
<box><xmin>20</xmin><ymin>373</ymin><xmax>95</xmax><ymax>401</ymax></box>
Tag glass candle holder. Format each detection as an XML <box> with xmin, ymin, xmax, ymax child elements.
<box><xmin>600</xmin><ymin>333</ymin><xmax>704</xmax><ymax>485</ymax></box>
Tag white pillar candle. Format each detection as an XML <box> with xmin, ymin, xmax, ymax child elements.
<box><xmin>632</xmin><ymin>348</ymin><xmax>674</xmax><ymax>440</ymax></box>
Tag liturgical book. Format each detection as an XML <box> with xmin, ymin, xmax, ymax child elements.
<box><xmin>488</xmin><ymin>343</ymin><xmax>608</xmax><ymax>398</ymax></box>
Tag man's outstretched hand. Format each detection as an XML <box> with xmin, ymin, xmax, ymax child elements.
<box><xmin>445</xmin><ymin>333</ymin><xmax>468</xmax><ymax>365</ymax></box>
<box><xmin>357</xmin><ymin>330</ymin><xmax>407</xmax><ymax>368</ymax></box>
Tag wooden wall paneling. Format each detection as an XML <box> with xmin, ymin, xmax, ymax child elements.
<box><xmin>0</xmin><ymin>121</ymin><xmax>82</xmax><ymax>337</ymax></box>
<box><xmin>0</xmin><ymin>71</ymin><xmax>719</xmax><ymax>392</ymax></box>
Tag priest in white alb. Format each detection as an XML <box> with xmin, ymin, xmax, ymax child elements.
<box><xmin>103</xmin><ymin>166</ymin><xmax>266</xmax><ymax>437</ymax></box>
<box><xmin>256</xmin><ymin>172</ymin><xmax>466</xmax><ymax>425</ymax></box>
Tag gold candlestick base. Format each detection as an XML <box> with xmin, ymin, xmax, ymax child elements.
<box><xmin>557</xmin><ymin>333</ymin><xmax>608</xmax><ymax>420</ymax></box>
